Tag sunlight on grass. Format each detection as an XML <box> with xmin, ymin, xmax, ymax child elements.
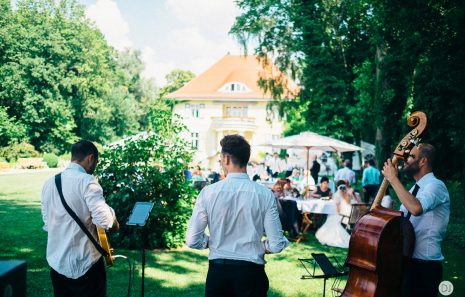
<box><xmin>1</xmin><ymin>171</ymin><xmax>464</xmax><ymax>297</ymax></box>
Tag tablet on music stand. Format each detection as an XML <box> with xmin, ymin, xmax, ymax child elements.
<box><xmin>127</xmin><ymin>202</ymin><xmax>154</xmax><ymax>226</ymax></box>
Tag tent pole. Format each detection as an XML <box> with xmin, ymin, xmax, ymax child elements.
<box><xmin>306</xmin><ymin>146</ymin><xmax>310</xmax><ymax>199</ymax></box>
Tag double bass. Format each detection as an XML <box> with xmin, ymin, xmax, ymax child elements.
<box><xmin>341</xmin><ymin>111</ymin><xmax>427</xmax><ymax>297</ymax></box>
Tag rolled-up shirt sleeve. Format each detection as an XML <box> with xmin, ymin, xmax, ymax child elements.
<box><xmin>186</xmin><ymin>191</ymin><xmax>209</xmax><ymax>249</ymax></box>
<box><xmin>84</xmin><ymin>178</ymin><xmax>116</xmax><ymax>229</ymax></box>
<box><xmin>417</xmin><ymin>182</ymin><xmax>448</xmax><ymax>214</ymax></box>
<box><xmin>263</xmin><ymin>193</ymin><xmax>289</xmax><ymax>253</ymax></box>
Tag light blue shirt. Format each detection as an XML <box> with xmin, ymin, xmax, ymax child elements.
<box><xmin>335</xmin><ymin>167</ymin><xmax>356</xmax><ymax>185</ymax></box>
<box><xmin>400</xmin><ymin>172</ymin><xmax>450</xmax><ymax>261</ymax></box>
<box><xmin>186</xmin><ymin>172</ymin><xmax>289</xmax><ymax>265</ymax></box>
<box><xmin>362</xmin><ymin>166</ymin><xmax>380</xmax><ymax>186</ymax></box>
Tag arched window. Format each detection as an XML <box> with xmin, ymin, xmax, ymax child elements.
<box><xmin>219</xmin><ymin>82</ymin><xmax>251</xmax><ymax>93</ymax></box>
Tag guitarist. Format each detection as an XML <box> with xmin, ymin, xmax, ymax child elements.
<box><xmin>41</xmin><ymin>140</ymin><xmax>119</xmax><ymax>297</ymax></box>
<box><xmin>382</xmin><ymin>143</ymin><xmax>450</xmax><ymax>297</ymax></box>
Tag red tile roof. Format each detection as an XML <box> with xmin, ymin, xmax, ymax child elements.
<box><xmin>169</xmin><ymin>54</ymin><xmax>299</xmax><ymax>100</ymax></box>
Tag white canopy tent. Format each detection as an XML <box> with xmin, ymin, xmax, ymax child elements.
<box><xmin>270</xmin><ymin>131</ymin><xmax>362</xmax><ymax>197</ymax></box>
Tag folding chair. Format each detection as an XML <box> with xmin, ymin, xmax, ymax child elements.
<box><xmin>344</xmin><ymin>203</ymin><xmax>370</xmax><ymax>232</ymax></box>
<box><xmin>299</xmin><ymin>253</ymin><xmax>348</xmax><ymax>297</ymax></box>
<box><xmin>295</xmin><ymin>213</ymin><xmax>312</xmax><ymax>243</ymax></box>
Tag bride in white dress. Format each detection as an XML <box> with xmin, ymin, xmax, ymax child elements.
<box><xmin>315</xmin><ymin>180</ymin><xmax>355</xmax><ymax>248</ymax></box>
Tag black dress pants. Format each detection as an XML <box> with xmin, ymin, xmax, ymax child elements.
<box><xmin>50</xmin><ymin>257</ymin><xmax>107</xmax><ymax>297</ymax></box>
<box><xmin>205</xmin><ymin>260</ymin><xmax>269</xmax><ymax>297</ymax></box>
<box><xmin>403</xmin><ymin>258</ymin><xmax>443</xmax><ymax>297</ymax></box>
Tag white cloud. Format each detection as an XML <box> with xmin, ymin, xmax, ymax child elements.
<box><xmin>85</xmin><ymin>0</ymin><xmax>132</xmax><ymax>51</ymax></box>
<box><xmin>163</xmin><ymin>27</ymin><xmax>241</xmax><ymax>73</ymax></box>
<box><xmin>83</xmin><ymin>0</ymin><xmax>248</xmax><ymax>87</ymax></box>
<box><xmin>165</xmin><ymin>0</ymin><xmax>239</xmax><ymax>36</ymax></box>
<box><xmin>140</xmin><ymin>47</ymin><xmax>175</xmax><ymax>86</ymax></box>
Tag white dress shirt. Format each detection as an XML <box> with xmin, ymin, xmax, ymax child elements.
<box><xmin>41</xmin><ymin>163</ymin><xmax>116</xmax><ymax>279</ymax></box>
<box><xmin>400</xmin><ymin>172</ymin><xmax>450</xmax><ymax>261</ymax></box>
<box><xmin>335</xmin><ymin>167</ymin><xmax>356</xmax><ymax>185</ymax></box>
<box><xmin>269</xmin><ymin>157</ymin><xmax>282</xmax><ymax>174</ymax></box>
<box><xmin>186</xmin><ymin>173</ymin><xmax>289</xmax><ymax>265</ymax></box>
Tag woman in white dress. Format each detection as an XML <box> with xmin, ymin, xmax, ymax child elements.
<box><xmin>315</xmin><ymin>180</ymin><xmax>353</xmax><ymax>248</ymax></box>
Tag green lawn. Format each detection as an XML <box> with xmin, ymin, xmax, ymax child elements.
<box><xmin>0</xmin><ymin>171</ymin><xmax>463</xmax><ymax>296</ymax></box>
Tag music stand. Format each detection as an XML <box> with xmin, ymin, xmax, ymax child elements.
<box><xmin>127</xmin><ymin>202</ymin><xmax>154</xmax><ymax>297</ymax></box>
<box><xmin>299</xmin><ymin>253</ymin><xmax>348</xmax><ymax>297</ymax></box>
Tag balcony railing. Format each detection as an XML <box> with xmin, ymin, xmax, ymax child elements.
<box><xmin>211</xmin><ymin>116</ymin><xmax>257</xmax><ymax>130</ymax></box>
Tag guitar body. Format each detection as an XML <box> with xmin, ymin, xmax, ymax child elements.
<box><xmin>97</xmin><ymin>226</ymin><xmax>114</xmax><ymax>266</ymax></box>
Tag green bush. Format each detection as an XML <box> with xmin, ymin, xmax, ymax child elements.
<box><xmin>445</xmin><ymin>181</ymin><xmax>465</xmax><ymax>248</ymax></box>
<box><xmin>43</xmin><ymin>153</ymin><xmax>59</xmax><ymax>168</ymax></box>
<box><xmin>0</xmin><ymin>142</ymin><xmax>39</xmax><ymax>162</ymax></box>
<box><xmin>97</xmin><ymin>112</ymin><xmax>197</xmax><ymax>249</ymax></box>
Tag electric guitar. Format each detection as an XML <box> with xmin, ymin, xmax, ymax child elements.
<box><xmin>97</xmin><ymin>226</ymin><xmax>114</xmax><ymax>266</ymax></box>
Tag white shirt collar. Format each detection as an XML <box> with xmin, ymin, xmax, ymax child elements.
<box><xmin>66</xmin><ymin>162</ymin><xmax>87</xmax><ymax>174</ymax></box>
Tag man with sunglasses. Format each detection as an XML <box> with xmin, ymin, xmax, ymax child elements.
<box><xmin>186</xmin><ymin>134</ymin><xmax>289</xmax><ymax>297</ymax></box>
<box><xmin>382</xmin><ymin>143</ymin><xmax>450</xmax><ymax>297</ymax></box>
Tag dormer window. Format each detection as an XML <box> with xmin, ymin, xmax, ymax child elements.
<box><xmin>219</xmin><ymin>82</ymin><xmax>251</xmax><ymax>93</ymax></box>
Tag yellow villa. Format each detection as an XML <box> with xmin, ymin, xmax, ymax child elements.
<box><xmin>169</xmin><ymin>54</ymin><xmax>298</xmax><ymax>169</ymax></box>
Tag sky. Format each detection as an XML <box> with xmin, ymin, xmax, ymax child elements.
<box><xmin>80</xmin><ymin>0</ymin><xmax>248</xmax><ymax>86</ymax></box>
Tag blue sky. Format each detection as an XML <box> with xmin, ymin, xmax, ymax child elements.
<box><xmin>80</xmin><ymin>0</ymin><xmax>248</xmax><ymax>86</ymax></box>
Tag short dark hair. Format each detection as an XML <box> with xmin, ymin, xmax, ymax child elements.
<box><xmin>71</xmin><ymin>140</ymin><xmax>99</xmax><ymax>162</ymax></box>
<box><xmin>336</xmin><ymin>179</ymin><xmax>347</xmax><ymax>187</ymax></box>
<box><xmin>220</xmin><ymin>134</ymin><xmax>250</xmax><ymax>167</ymax></box>
<box><xmin>417</xmin><ymin>143</ymin><xmax>436</xmax><ymax>169</ymax></box>
<box><xmin>368</xmin><ymin>159</ymin><xmax>376</xmax><ymax>167</ymax></box>
<box><xmin>320</xmin><ymin>176</ymin><xmax>329</xmax><ymax>184</ymax></box>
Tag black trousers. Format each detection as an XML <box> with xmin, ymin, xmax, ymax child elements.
<box><xmin>363</xmin><ymin>184</ymin><xmax>378</xmax><ymax>203</ymax></box>
<box><xmin>205</xmin><ymin>260</ymin><xmax>269</xmax><ymax>297</ymax></box>
<box><xmin>403</xmin><ymin>258</ymin><xmax>443</xmax><ymax>297</ymax></box>
<box><xmin>50</xmin><ymin>257</ymin><xmax>107</xmax><ymax>297</ymax></box>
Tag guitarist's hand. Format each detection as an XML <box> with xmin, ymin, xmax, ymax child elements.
<box><xmin>109</xmin><ymin>218</ymin><xmax>120</xmax><ymax>232</ymax></box>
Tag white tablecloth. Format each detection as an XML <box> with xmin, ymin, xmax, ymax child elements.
<box><xmin>283</xmin><ymin>198</ymin><xmax>337</xmax><ymax>215</ymax></box>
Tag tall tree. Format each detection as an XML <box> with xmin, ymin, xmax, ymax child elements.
<box><xmin>0</xmin><ymin>0</ymin><xmax>157</xmax><ymax>153</ymax></box>
<box><xmin>232</xmin><ymin>0</ymin><xmax>465</xmax><ymax>186</ymax></box>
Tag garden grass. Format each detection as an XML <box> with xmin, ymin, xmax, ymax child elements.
<box><xmin>0</xmin><ymin>171</ymin><xmax>463</xmax><ymax>296</ymax></box>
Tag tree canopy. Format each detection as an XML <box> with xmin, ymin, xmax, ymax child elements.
<box><xmin>231</xmin><ymin>0</ymin><xmax>465</xmax><ymax>186</ymax></box>
<box><xmin>0</xmin><ymin>0</ymin><xmax>157</xmax><ymax>154</ymax></box>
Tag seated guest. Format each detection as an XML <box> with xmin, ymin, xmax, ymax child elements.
<box><xmin>291</xmin><ymin>188</ymin><xmax>301</xmax><ymax>199</ymax></box>
<box><xmin>312</xmin><ymin>176</ymin><xmax>332</xmax><ymax>198</ymax></box>
<box><xmin>290</xmin><ymin>168</ymin><xmax>301</xmax><ymax>185</ymax></box>
<box><xmin>333</xmin><ymin>180</ymin><xmax>355</xmax><ymax>224</ymax></box>
<box><xmin>192</xmin><ymin>165</ymin><xmax>205</xmax><ymax>181</ymax></box>
<box><xmin>250</xmin><ymin>161</ymin><xmax>261</xmax><ymax>181</ymax></box>
<box><xmin>315</xmin><ymin>178</ymin><xmax>351</xmax><ymax>248</ymax></box>
<box><xmin>297</xmin><ymin>170</ymin><xmax>316</xmax><ymax>193</ymax></box>
<box><xmin>272</xmin><ymin>178</ymin><xmax>291</xmax><ymax>199</ymax></box>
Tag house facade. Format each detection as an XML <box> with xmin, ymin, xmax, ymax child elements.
<box><xmin>169</xmin><ymin>54</ymin><xmax>297</xmax><ymax>169</ymax></box>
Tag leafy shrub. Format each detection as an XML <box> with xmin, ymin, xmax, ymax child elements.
<box><xmin>97</xmin><ymin>112</ymin><xmax>197</xmax><ymax>249</ymax></box>
<box><xmin>445</xmin><ymin>181</ymin><xmax>465</xmax><ymax>248</ymax></box>
<box><xmin>0</xmin><ymin>142</ymin><xmax>39</xmax><ymax>162</ymax></box>
<box><xmin>43</xmin><ymin>153</ymin><xmax>59</xmax><ymax>168</ymax></box>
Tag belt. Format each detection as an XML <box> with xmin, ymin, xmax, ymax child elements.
<box><xmin>411</xmin><ymin>258</ymin><xmax>442</xmax><ymax>264</ymax></box>
<box><xmin>209</xmin><ymin>259</ymin><xmax>262</xmax><ymax>266</ymax></box>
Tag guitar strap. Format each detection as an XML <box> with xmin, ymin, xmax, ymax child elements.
<box><xmin>54</xmin><ymin>173</ymin><xmax>109</xmax><ymax>257</ymax></box>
